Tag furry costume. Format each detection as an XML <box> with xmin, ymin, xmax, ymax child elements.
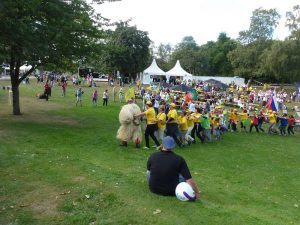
<box><xmin>117</xmin><ymin>103</ymin><xmax>142</xmax><ymax>147</ymax></box>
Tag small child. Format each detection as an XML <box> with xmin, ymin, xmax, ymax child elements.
<box><xmin>278</xmin><ymin>113</ymin><xmax>288</xmax><ymax>136</ymax></box>
<box><xmin>75</xmin><ymin>87</ymin><xmax>84</xmax><ymax>107</ymax></box>
<box><xmin>177</xmin><ymin>110</ymin><xmax>189</xmax><ymax>146</ymax></box>
<box><xmin>287</xmin><ymin>115</ymin><xmax>295</xmax><ymax>135</ymax></box>
<box><xmin>249</xmin><ymin>113</ymin><xmax>259</xmax><ymax>133</ymax></box>
<box><xmin>212</xmin><ymin>114</ymin><xmax>221</xmax><ymax>141</ymax></box>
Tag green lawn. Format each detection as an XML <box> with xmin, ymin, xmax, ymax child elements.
<box><xmin>0</xmin><ymin>81</ymin><xmax>299</xmax><ymax>225</ymax></box>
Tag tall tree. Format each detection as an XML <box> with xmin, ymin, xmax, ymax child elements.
<box><xmin>170</xmin><ymin>36</ymin><xmax>200</xmax><ymax>74</ymax></box>
<box><xmin>156</xmin><ymin>43</ymin><xmax>172</xmax><ymax>71</ymax></box>
<box><xmin>286</xmin><ymin>5</ymin><xmax>300</xmax><ymax>39</ymax></box>
<box><xmin>103</xmin><ymin>21</ymin><xmax>151</xmax><ymax>78</ymax></box>
<box><xmin>200</xmin><ymin>33</ymin><xmax>237</xmax><ymax>76</ymax></box>
<box><xmin>0</xmin><ymin>0</ymin><xmax>106</xmax><ymax>115</ymax></box>
<box><xmin>238</xmin><ymin>8</ymin><xmax>281</xmax><ymax>44</ymax></box>
<box><xmin>229</xmin><ymin>8</ymin><xmax>280</xmax><ymax>81</ymax></box>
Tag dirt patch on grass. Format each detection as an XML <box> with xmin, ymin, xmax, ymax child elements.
<box><xmin>20</xmin><ymin>185</ymin><xmax>61</xmax><ymax>219</ymax></box>
<box><xmin>73</xmin><ymin>176</ymin><xmax>86</xmax><ymax>182</ymax></box>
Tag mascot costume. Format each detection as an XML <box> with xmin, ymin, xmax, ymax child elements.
<box><xmin>117</xmin><ymin>101</ymin><xmax>142</xmax><ymax>148</ymax></box>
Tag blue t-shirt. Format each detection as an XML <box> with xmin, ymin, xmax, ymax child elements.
<box><xmin>280</xmin><ymin>117</ymin><xmax>288</xmax><ymax>126</ymax></box>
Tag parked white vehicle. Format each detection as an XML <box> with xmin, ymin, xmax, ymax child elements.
<box><xmin>94</xmin><ymin>75</ymin><xmax>108</xmax><ymax>82</ymax></box>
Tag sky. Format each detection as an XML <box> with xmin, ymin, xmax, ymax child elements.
<box><xmin>94</xmin><ymin>0</ymin><xmax>299</xmax><ymax>47</ymax></box>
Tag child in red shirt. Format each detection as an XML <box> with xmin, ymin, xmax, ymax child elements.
<box><xmin>287</xmin><ymin>115</ymin><xmax>295</xmax><ymax>135</ymax></box>
<box><xmin>249</xmin><ymin>113</ymin><xmax>259</xmax><ymax>133</ymax></box>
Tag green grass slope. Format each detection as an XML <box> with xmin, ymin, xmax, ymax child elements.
<box><xmin>0</xmin><ymin>82</ymin><xmax>299</xmax><ymax>225</ymax></box>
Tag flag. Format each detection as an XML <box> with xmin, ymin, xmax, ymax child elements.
<box><xmin>191</xmin><ymin>89</ymin><xmax>198</xmax><ymax>101</ymax></box>
<box><xmin>266</xmin><ymin>90</ymin><xmax>278</xmax><ymax>112</ymax></box>
<box><xmin>125</xmin><ymin>86</ymin><xmax>135</xmax><ymax>102</ymax></box>
<box><xmin>185</xmin><ymin>92</ymin><xmax>192</xmax><ymax>102</ymax></box>
<box><xmin>154</xmin><ymin>83</ymin><xmax>160</xmax><ymax>93</ymax></box>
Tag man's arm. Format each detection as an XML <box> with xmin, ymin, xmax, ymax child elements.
<box><xmin>186</xmin><ymin>178</ymin><xmax>201</xmax><ymax>200</ymax></box>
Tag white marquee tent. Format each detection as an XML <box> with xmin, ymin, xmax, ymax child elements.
<box><xmin>165</xmin><ymin>60</ymin><xmax>193</xmax><ymax>81</ymax></box>
<box><xmin>142</xmin><ymin>59</ymin><xmax>166</xmax><ymax>84</ymax></box>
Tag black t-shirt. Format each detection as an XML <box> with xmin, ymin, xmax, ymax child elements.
<box><xmin>147</xmin><ymin>151</ymin><xmax>192</xmax><ymax>196</ymax></box>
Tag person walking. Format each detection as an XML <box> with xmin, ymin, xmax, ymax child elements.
<box><xmin>155</xmin><ymin>105</ymin><xmax>166</xmax><ymax>142</ymax></box>
<box><xmin>257</xmin><ymin>111</ymin><xmax>265</xmax><ymax>132</ymax></box>
<box><xmin>134</xmin><ymin>101</ymin><xmax>160</xmax><ymax>150</ymax></box>
<box><xmin>166</xmin><ymin>103</ymin><xmax>182</xmax><ymax>147</ymax></box>
<box><xmin>249</xmin><ymin>113</ymin><xmax>259</xmax><ymax>133</ymax></box>
<box><xmin>191</xmin><ymin>108</ymin><xmax>204</xmax><ymax>144</ymax></box>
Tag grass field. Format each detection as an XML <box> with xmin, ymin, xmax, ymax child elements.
<box><xmin>0</xmin><ymin>80</ymin><xmax>300</xmax><ymax>225</ymax></box>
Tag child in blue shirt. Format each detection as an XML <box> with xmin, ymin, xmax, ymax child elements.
<box><xmin>278</xmin><ymin>114</ymin><xmax>288</xmax><ymax>136</ymax></box>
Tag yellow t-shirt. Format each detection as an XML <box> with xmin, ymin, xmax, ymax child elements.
<box><xmin>232</xmin><ymin>113</ymin><xmax>239</xmax><ymax>123</ymax></box>
<box><xmin>239</xmin><ymin>112</ymin><xmax>248</xmax><ymax>121</ymax></box>
<box><xmin>192</xmin><ymin>112</ymin><xmax>201</xmax><ymax>123</ymax></box>
<box><xmin>178</xmin><ymin>115</ymin><xmax>188</xmax><ymax>131</ymax></box>
<box><xmin>144</xmin><ymin>107</ymin><xmax>156</xmax><ymax>125</ymax></box>
<box><xmin>228</xmin><ymin>111</ymin><xmax>233</xmax><ymax>120</ymax></box>
<box><xmin>167</xmin><ymin>109</ymin><xmax>178</xmax><ymax>124</ymax></box>
<box><xmin>213</xmin><ymin>117</ymin><xmax>220</xmax><ymax>126</ymax></box>
<box><xmin>269</xmin><ymin>113</ymin><xmax>276</xmax><ymax>124</ymax></box>
<box><xmin>187</xmin><ymin>114</ymin><xmax>194</xmax><ymax>127</ymax></box>
<box><xmin>157</xmin><ymin>112</ymin><xmax>166</xmax><ymax>129</ymax></box>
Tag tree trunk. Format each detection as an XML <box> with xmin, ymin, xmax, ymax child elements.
<box><xmin>10</xmin><ymin>58</ymin><xmax>22</xmax><ymax>115</ymax></box>
<box><xmin>12</xmin><ymin>85</ymin><xmax>21</xmax><ymax>115</ymax></box>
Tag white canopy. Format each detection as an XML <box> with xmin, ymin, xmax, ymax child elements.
<box><xmin>142</xmin><ymin>59</ymin><xmax>165</xmax><ymax>84</ymax></box>
<box><xmin>143</xmin><ymin>59</ymin><xmax>165</xmax><ymax>75</ymax></box>
<box><xmin>165</xmin><ymin>60</ymin><xmax>193</xmax><ymax>81</ymax></box>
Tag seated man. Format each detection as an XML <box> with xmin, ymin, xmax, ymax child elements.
<box><xmin>146</xmin><ymin>136</ymin><xmax>200</xmax><ymax>199</ymax></box>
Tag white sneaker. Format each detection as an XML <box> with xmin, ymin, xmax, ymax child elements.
<box><xmin>143</xmin><ymin>147</ymin><xmax>149</xmax><ymax>150</ymax></box>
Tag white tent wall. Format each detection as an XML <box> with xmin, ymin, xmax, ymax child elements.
<box><xmin>187</xmin><ymin>76</ymin><xmax>245</xmax><ymax>86</ymax></box>
<box><xmin>141</xmin><ymin>73</ymin><xmax>153</xmax><ymax>85</ymax></box>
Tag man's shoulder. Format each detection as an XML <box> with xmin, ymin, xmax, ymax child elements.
<box><xmin>150</xmin><ymin>151</ymin><xmax>183</xmax><ymax>160</ymax></box>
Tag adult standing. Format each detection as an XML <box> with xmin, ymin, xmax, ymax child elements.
<box><xmin>166</xmin><ymin>103</ymin><xmax>182</xmax><ymax>147</ymax></box>
<box><xmin>191</xmin><ymin>108</ymin><xmax>204</xmax><ymax>144</ymax></box>
<box><xmin>134</xmin><ymin>101</ymin><xmax>160</xmax><ymax>150</ymax></box>
<box><xmin>103</xmin><ymin>89</ymin><xmax>109</xmax><ymax>106</ymax></box>
<box><xmin>146</xmin><ymin>136</ymin><xmax>200</xmax><ymax>198</ymax></box>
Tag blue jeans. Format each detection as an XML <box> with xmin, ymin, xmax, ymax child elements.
<box><xmin>203</xmin><ymin>129</ymin><xmax>211</xmax><ymax>142</ymax></box>
<box><xmin>146</xmin><ymin>170</ymin><xmax>185</xmax><ymax>184</ymax></box>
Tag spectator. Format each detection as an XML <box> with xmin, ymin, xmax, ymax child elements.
<box><xmin>146</xmin><ymin>136</ymin><xmax>200</xmax><ymax>199</ymax></box>
<box><xmin>103</xmin><ymin>90</ymin><xmax>109</xmax><ymax>106</ymax></box>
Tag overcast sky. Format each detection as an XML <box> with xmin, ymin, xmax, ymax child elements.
<box><xmin>95</xmin><ymin>0</ymin><xmax>299</xmax><ymax>46</ymax></box>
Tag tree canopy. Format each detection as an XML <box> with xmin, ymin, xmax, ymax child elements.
<box><xmin>0</xmin><ymin>0</ymin><xmax>105</xmax><ymax>114</ymax></box>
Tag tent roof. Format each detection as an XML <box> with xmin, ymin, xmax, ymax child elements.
<box><xmin>166</xmin><ymin>60</ymin><xmax>193</xmax><ymax>77</ymax></box>
<box><xmin>143</xmin><ymin>59</ymin><xmax>165</xmax><ymax>76</ymax></box>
